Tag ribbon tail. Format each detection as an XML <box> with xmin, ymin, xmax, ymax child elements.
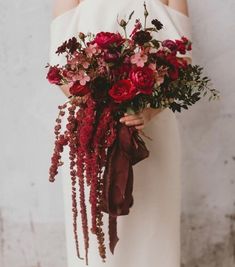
<box><xmin>109</xmin><ymin>215</ymin><xmax>119</xmax><ymax>254</ymax></box>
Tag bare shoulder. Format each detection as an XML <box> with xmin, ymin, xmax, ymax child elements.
<box><xmin>168</xmin><ymin>0</ymin><xmax>189</xmax><ymax>17</ymax></box>
<box><xmin>52</xmin><ymin>0</ymin><xmax>80</xmax><ymax>18</ymax></box>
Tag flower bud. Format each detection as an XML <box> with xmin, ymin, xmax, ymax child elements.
<box><xmin>119</xmin><ymin>19</ymin><xmax>127</xmax><ymax>27</ymax></box>
<box><xmin>79</xmin><ymin>32</ymin><xmax>85</xmax><ymax>41</ymax></box>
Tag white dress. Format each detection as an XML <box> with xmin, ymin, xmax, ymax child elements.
<box><xmin>49</xmin><ymin>1</ymin><xmax>192</xmax><ymax>266</ymax></box>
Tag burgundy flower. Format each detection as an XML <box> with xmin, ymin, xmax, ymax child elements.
<box><xmin>67</xmin><ymin>37</ymin><xmax>81</xmax><ymax>54</ymax></box>
<box><xmin>94</xmin><ymin>32</ymin><xmax>124</xmax><ymax>49</ymax></box>
<box><xmin>56</xmin><ymin>40</ymin><xmax>67</xmax><ymax>55</ymax></box>
<box><xmin>162</xmin><ymin>40</ymin><xmax>178</xmax><ymax>53</ymax></box>
<box><xmin>151</xmin><ymin>19</ymin><xmax>163</xmax><ymax>30</ymax></box>
<box><xmin>169</xmin><ymin>68</ymin><xmax>179</xmax><ymax>80</ymax></box>
<box><xmin>166</xmin><ymin>54</ymin><xmax>180</xmax><ymax>80</ymax></box>
<box><xmin>108</xmin><ymin>79</ymin><xmax>137</xmax><ymax>103</ymax></box>
<box><xmin>112</xmin><ymin>63</ymin><xmax>132</xmax><ymax>78</ymax></box>
<box><xmin>129</xmin><ymin>66</ymin><xmax>155</xmax><ymax>95</ymax></box>
<box><xmin>46</xmin><ymin>66</ymin><xmax>62</xmax><ymax>85</ymax></box>
<box><xmin>69</xmin><ymin>81</ymin><xmax>90</xmax><ymax>96</ymax></box>
<box><xmin>132</xmin><ymin>30</ymin><xmax>152</xmax><ymax>46</ymax></box>
<box><xmin>175</xmin><ymin>40</ymin><xmax>186</xmax><ymax>54</ymax></box>
<box><xmin>103</xmin><ymin>51</ymin><xmax>119</xmax><ymax>63</ymax></box>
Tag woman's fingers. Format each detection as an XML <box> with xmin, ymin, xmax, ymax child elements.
<box><xmin>124</xmin><ymin>118</ymin><xmax>144</xmax><ymax>126</ymax></box>
<box><xmin>135</xmin><ymin>124</ymin><xmax>145</xmax><ymax>130</ymax></box>
<box><xmin>119</xmin><ymin>114</ymin><xmax>143</xmax><ymax>123</ymax></box>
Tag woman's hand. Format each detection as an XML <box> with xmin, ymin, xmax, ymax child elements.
<box><xmin>119</xmin><ymin>107</ymin><xmax>164</xmax><ymax>130</ymax></box>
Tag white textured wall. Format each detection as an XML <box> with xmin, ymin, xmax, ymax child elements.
<box><xmin>0</xmin><ymin>0</ymin><xmax>234</xmax><ymax>266</ymax></box>
<box><xmin>179</xmin><ymin>1</ymin><xmax>235</xmax><ymax>266</ymax></box>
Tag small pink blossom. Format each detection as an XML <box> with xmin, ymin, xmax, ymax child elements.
<box><xmin>74</xmin><ymin>70</ymin><xmax>90</xmax><ymax>85</ymax></box>
<box><xmin>130</xmin><ymin>51</ymin><xmax>148</xmax><ymax>67</ymax></box>
<box><xmin>155</xmin><ymin>67</ymin><xmax>168</xmax><ymax>86</ymax></box>
<box><xmin>82</xmin><ymin>61</ymin><xmax>90</xmax><ymax>69</ymax></box>
<box><xmin>85</xmin><ymin>43</ymin><xmax>101</xmax><ymax>57</ymax></box>
<box><xmin>148</xmin><ymin>63</ymin><xmax>156</xmax><ymax>71</ymax></box>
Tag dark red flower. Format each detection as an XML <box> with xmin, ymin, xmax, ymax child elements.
<box><xmin>129</xmin><ymin>66</ymin><xmax>154</xmax><ymax>95</ymax></box>
<box><xmin>169</xmin><ymin>68</ymin><xmax>179</xmax><ymax>80</ymax></box>
<box><xmin>151</xmin><ymin>19</ymin><xmax>163</xmax><ymax>30</ymax></box>
<box><xmin>94</xmin><ymin>32</ymin><xmax>124</xmax><ymax>49</ymax></box>
<box><xmin>132</xmin><ymin>30</ymin><xmax>152</xmax><ymax>46</ymax></box>
<box><xmin>112</xmin><ymin>64</ymin><xmax>132</xmax><ymax>78</ymax></box>
<box><xmin>162</xmin><ymin>40</ymin><xmax>177</xmax><ymax>53</ymax></box>
<box><xmin>175</xmin><ymin>40</ymin><xmax>186</xmax><ymax>54</ymax></box>
<box><xmin>46</xmin><ymin>66</ymin><xmax>62</xmax><ymax>85</ymax></box>
<box><xmin>103</xmin><ymin>51</ymin><xmax>119</xmax><ymax>63</ymax></box>
<box><xmin>67</xmin><ymin>37</ymin><xmax>81</xmax><ymax>54</ymax></box>
<box><xmin>166</xmin><ymin>54</ymin><xmax>179</xmax><ymax>68</ymax></box>
<box><xmin>108</xmin><ymin>79</ymin><xmax>137</xmax><ymax>103</ymax></box>
<box><xmin>69</xmin><ymin>81</ymin><xmax>90</xmax><ymax>96</ymax></box>
<box><xmin>166</xmin><ymin>54</ymin><xmax>180</xmax><ymax>80</ymax></box>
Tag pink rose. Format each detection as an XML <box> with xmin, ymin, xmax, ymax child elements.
<box><xmin>129</xmin><ymin>66</ymin><xmax>155</xmax><ymax>95</ymax></box>
<box><xmin>46</xmin><ymin>66</ymin><xmax>62</xmax><ymax>84</ymax></box>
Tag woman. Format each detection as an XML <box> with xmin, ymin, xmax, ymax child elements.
<box><xmin>49</xmin><ymin>0</ymin><xmax>192</xmax><ymax>266</ymax></box>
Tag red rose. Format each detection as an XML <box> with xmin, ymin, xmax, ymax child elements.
<box><xmin>109</xmin><ymin>79</ymin><xmax>137</xmax><ymax>103</ymax></box>
<box><xmin>94</xmin><ymin>32</ymin><xmax>124</xmax><ymax>49</ymax></box>
<box><xmin>46</xmin><ymin>66</ymin><xmax>62</xmax><ymax>84</ymax></box>
<box><xmin>175</xmin><ymin>40</ymin><xmax>186</xmax><ymax>54</ymax></box>
<box><xmin>166</xmin><ymin>54</ymin><xmax>179</xmax><ymax>68</ymax></box>
<box><xmin>129</xmin><ymin>66</ymin><xmax>154</xmax><ymax>95</ymax></box>
<box><xmin>69</xmin><ymin>81</ymin><xmax>90</xmax><ymax>96</ymax></box>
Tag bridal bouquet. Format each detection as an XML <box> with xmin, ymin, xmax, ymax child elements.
<box><xmin>46</xmin><ymin>3</ymin><xmax>219</xmax><ymax>265</ymax></box>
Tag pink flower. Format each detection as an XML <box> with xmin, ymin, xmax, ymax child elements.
<box><xmin>148</xmin><ymin>63</ymin><xmax>156</xmax><ymax>71</ymax></box>
<box><xmin>130</xmin><ymin>19</ymin><xmax>142</xmax><ymax>37</ymax></box>
<box><xmin>130</xmin><ymin>51</ymin><xmax>148</xmax><ymax>67</ymax></box>
<box><xmin>85</xmin><ymin>43</ymin><xmax>101</xmax><ymax>57</ymax></box>
<box><xmin>77</xmin><ymin>70</ymin><xmax>90</xmax><ymax>85</ymax></box>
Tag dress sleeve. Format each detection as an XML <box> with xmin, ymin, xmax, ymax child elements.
<box><xmin>49</xmin><ymin>7</ymin><xmax>80</xmax><ymax>66</ymax></box>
